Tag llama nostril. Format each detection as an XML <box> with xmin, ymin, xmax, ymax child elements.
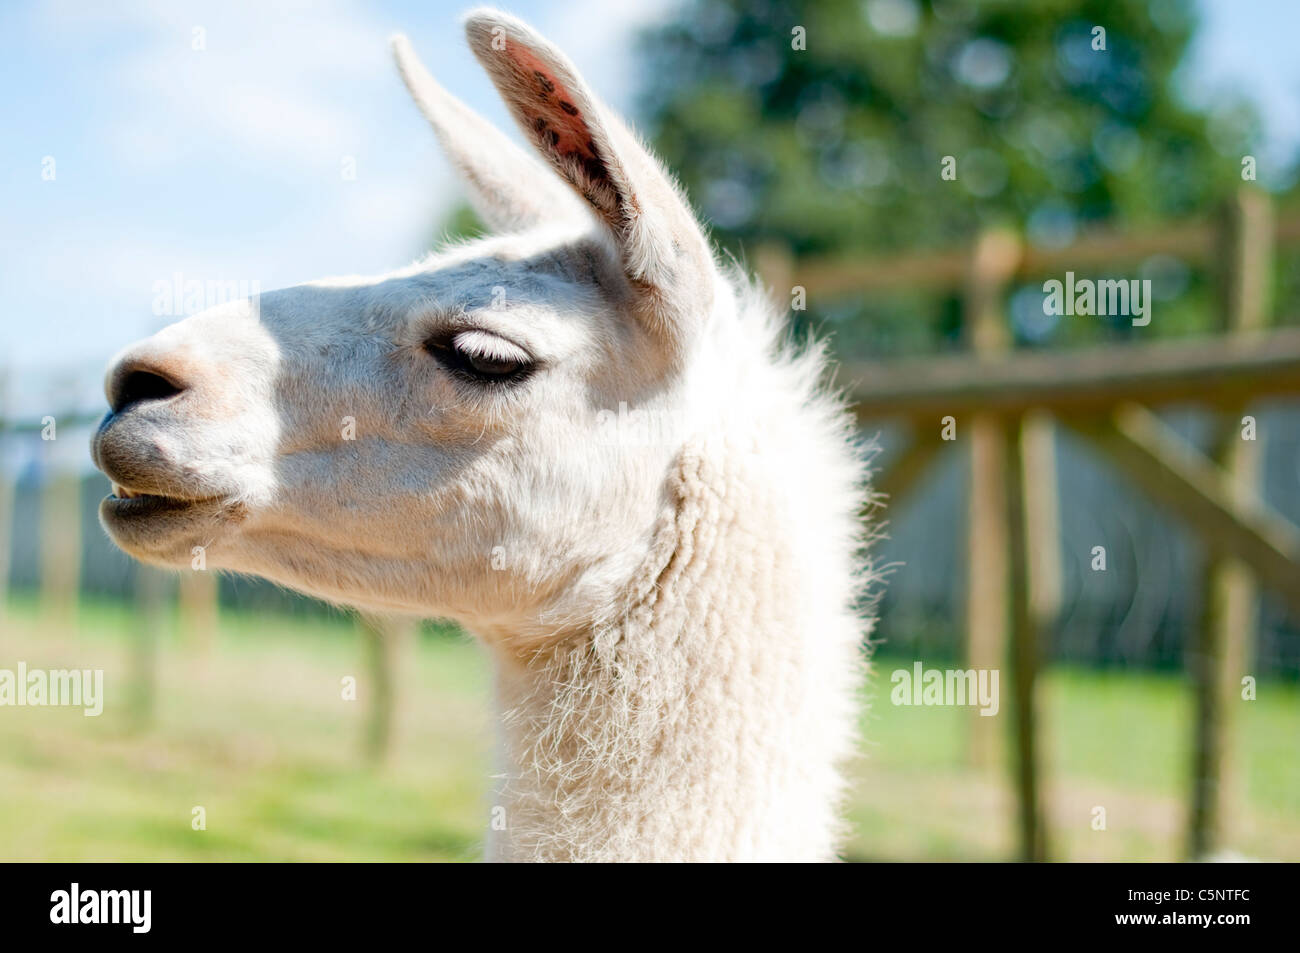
<box><xmin>109</xmin><ymin>365</ymin><xmax>187</xmax><ymax>415</ymax></box>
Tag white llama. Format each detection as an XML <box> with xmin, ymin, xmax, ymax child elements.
<box><xmin>91</xmin><ymin>9</ymin><xmax>875</xmax><ymax>862</ymax></box>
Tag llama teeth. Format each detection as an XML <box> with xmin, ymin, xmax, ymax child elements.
<box><xmin>112</xmin><ymin>483</ymin><xmax>138</xmax><ymax>500</ymax></box>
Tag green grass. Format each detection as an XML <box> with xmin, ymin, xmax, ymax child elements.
<box><xmin>849</xmin><ymin>655</ymin><xmax>1300</xmax><ymax>861</ymax></box>
<box><xmin>1</xmin><ymin>597</ymin><xmax>1296</xmax><ymax>861</ymax></box>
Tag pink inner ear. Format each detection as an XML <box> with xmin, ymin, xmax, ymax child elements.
<box><xmin>506</xmin><ymin>42</ymin><xmax>600</xmax><ymax>165</ymax></box>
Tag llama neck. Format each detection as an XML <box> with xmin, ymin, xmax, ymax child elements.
<box><xmin>484</xmin><ymin>441</ymin><xmax>865</xmax><ymax>862</ymax></box>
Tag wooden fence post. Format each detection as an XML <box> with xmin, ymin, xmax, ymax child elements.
<box><xmin>360</xmin><ymin>615</ymin><xmax>417</xmax><ymax>764</ymax></box>
<box><xmin>755</xmin><ymin>243</ymin><xmax>796</xmax><ymax>314</ymax></box>
<box><xmin>1005</xmin><ymin>413</ymin><xmax>1050</xmax><ymax>862</ymax></box>
<box><xmin>1019</xmin><ymin>407</ymin><xmax>1061</xmax><ymax>863</ymax></box>
<box><xmin>1188</xmin><ymin>188</ymin><xmax>1273</xmax><ymax>858</ymax></box>
<box><xmin>0</xmin><ymin>458</ymin><xmax>10</xmax><ymax>618</ymax></box>
<box><xmin>178</xmin><ymin>571</ymin><xmax>219</xmax><ymax>653</ymax></box>
<box><xmin>131</xmin><ymin>565</ymin><xmax>169</xmax><ymax>727</ymax></box>
<box><xmin>0</xmin><ymin>374</ymin><xmax>12</xmax><ymax>618</ymax></box>
<box><xmin>963</xmin><ymin>229</ymin><xmax>1020</xmax><ymax>771</ymax></box>
<box><xmin>40</xmin><ymin>468</ymin><xmax>82</xmax><ymax>632</ymax></box>
<box><xmin>1022</xmin><ymin>410</ymin><xmax>1062</xmax><ymax>643</ymax></box>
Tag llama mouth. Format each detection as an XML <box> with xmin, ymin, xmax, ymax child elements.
<box><xmin>104</xmin><ymin>483</ymin><xmax>221</xmax><ymax>518</ymax></box>
<box><xmin>99</xmin><ymin>483</ymin><xmax>233</xmax><ymax>562</ymax></box>
<box><xmin>99</xmin><ymin>489</ymin><xmax>233</xmax><ymax>567</ymax></box>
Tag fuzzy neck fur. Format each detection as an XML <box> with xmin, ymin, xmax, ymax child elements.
<box><xmin>483</xmin><ymin>280</ymin><xmax>873</xmax><ymax>862</ymax></box>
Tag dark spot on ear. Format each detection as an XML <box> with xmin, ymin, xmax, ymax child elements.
<box><xmin>584</xmin><ymin>155</ymin><xmax>609</xmax><ymax>183</ymax></box>
<box><xmin>504</xmin><ymin>40</ymin><xmax>616</xmax><ymax>213</ymax></box>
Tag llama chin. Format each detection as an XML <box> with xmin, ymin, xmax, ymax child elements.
<box><xmin>92</xmin><ymin>7</ymin><xmax>876</xmax><ymax>861</ymax></box>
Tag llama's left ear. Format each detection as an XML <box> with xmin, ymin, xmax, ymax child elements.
<box><xmin>464</xmin><ymin>9</ymin><xmax>714</xmax><ymax>362</ymax></box>
<box><xmin>391</xmin><ymin>34</ymin><xmax>583</xmax><ymax>233</ymax></box>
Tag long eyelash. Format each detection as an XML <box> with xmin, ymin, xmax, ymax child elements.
<box><xmin>423</xmin><ymin>334</ymin><xmax>534</xmax><ymax>386</ymax></box>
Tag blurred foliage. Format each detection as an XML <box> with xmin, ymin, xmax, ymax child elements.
<box><xmin>436</xmin><ymin>203</ymin><xmax>487</xmax><ymax>246</ymax></box>
<box><xmin>639</xmin><ymin>0</ymin><xmax>1260</xmax><ymax>253</ymax></box>
<box><xmin>636</xmin><ymin>0</ymin><xmax>1282</xmax><ymax>356</ymax></box>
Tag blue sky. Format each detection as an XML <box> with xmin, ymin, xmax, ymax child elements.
<box><xmin>2</xmin><ymin>0</ymin><xmax>1297</xmax><ymax>416</ymax></box>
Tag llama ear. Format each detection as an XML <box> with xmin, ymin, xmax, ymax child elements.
<box><xmin>391</xmin><ymin>34</ymin><xmax>583</xmax><ymax>233</ymax></box>
<box><xmin>464</xmin><ymin>10</ymin><xmax>714</xmax><ymax>361</ymax></box>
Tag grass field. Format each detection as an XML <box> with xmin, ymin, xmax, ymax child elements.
<box><xmin>1</xmin><ymin>596</ymin><xmax>1296</xmax><ymax>861</ymax></box>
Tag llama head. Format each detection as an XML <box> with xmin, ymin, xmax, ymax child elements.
<box><xmin>91</xmin><ymin>9</ymin><xmax>722</xmax><ymax>642</ymax></box>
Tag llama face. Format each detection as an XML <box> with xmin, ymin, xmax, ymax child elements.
<box><xmin>92</xmin><ymin>11</ymin><xmax>719</xmax><ymax>641</ymax></box>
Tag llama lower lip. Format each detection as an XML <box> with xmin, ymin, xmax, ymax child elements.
<box><xmin>98</xmin><ymin>492</ymin><xmax>233</xmax><ymax>565</ymax></box>
<box><xmin>102</xmin><ymin>493</ymin><xmax>204</xmax><ymax>518</ymax></box>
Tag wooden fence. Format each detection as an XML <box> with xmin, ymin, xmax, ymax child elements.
<box><xmin>760</xmin><ymin>187</ymin><xmax>1300</xmax><ymax>861</ymax></box>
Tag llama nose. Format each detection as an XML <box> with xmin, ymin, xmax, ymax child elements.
<box><xmin>106</xmin><ymin>357</ymin><xmax>189</xmax><ymax>415</ymax></box>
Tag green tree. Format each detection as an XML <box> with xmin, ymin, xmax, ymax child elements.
<box><xmin>637</xmin><ymin>0</ymin><xmax>1267</xmax><ymax>352</ymax></box>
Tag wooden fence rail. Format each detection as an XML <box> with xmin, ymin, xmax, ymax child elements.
<box><xmin>794</xmin><ymin>202</ymin><xmax>1300</xmax><ymax>297</ymax></box>
<box><xmin>845</xmin><ymin>326</ymin><xmax>1300</xmax><ymax>421</ymax></box>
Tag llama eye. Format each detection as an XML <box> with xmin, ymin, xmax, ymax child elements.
<box><xmin>461</xmin><ymin>350</ymin><xmax>524</xmax><ymax>378</ymax></box>
<box><xmin>424</xmin><ymin>330</ymin><xmax>533</xmax><ymax>384</ymax></box>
